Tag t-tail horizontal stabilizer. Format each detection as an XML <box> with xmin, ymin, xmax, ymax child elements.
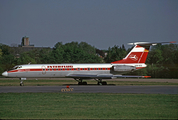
<box><xmin>128</xmin><ymin>41</ymin><xmax>176</xmax><ymax>46</ymax></box>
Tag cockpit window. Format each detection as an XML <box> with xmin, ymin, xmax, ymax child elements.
<box><xmin>7</xmin><ymin>66</ymin><xmax>22</xmax><ymax>71</ymax></box>
<box><xmin>17</xmin><ymin>66</ymin><xmax>22</xmax><ymax>69</ymax></box>
<box><xmin>13</xmin><ymin>66</ymin><xmax>22</xmax><ymax>70</ymax></box>
<box><xmin>14</xmin><ymin>66</ymin><xmax>18</xmax><ymax>69</ymax></box>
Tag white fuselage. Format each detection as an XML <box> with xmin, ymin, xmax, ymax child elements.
<box><xmin>4</xmin><ymin>63</ymin><xmax>146</xmax><ymax>78</ymax></box>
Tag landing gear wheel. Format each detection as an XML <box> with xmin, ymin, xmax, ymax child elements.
<box><xmin>97</xmin><ymin>81</ymin><xmax>107</xmax><ymax>85</ymax></box>
<box><xmin>97</xmin><ymin>82</ymin><xmax>102</xmax><ymax>85</ymax></box>
<box><xmin>20</xmin><ymin>81</ymin><xmax>24</xmax><ymax>86</ymax></box>
<box><xmin>102</xmin><ymin>81</ymin><xmax>107</xmax><ymax>85</ymax></box>
<box><xmin>95</xmin><ymin>79</ymin><xmax>107</xmax><ymax>85</ymax></box>
<box><xmin>19</xmin><ymin>78</ymin><xmax>26</xmax><ymax>86</ymax></box>
<box><xmin>75</xmin><ymin>78</ymin><xmax>87</xmax><ymax>85</ymax></box>
<box><xmin>78</xmin><ymin>82</ymin><xmax>83</xmax><ymax>85</ymax></box>
<box><xmin>83</xmin><ymin>82</ymin><xmax>87</xmax><ymax>85</ymax></box>
<box><xmin>78</xmin><ymin>82</ymin><xmax>87</xmax><ymax>85</ymax></box>
<box><xmin>20</xmin><ymin>83</ymin><xmax>24</xmax><ymax>86</ymax></box>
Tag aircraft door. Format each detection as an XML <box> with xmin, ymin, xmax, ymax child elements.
<box><xmin>42</xmin><ymin>66</ymin><xmax>46</xmax><ymax>75</ymax></box>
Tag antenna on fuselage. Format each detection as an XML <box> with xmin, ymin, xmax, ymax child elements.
<box><xmin>28</xmin><ymin>62</ymin><xmax>31</xmax><ymax>65</ymax></box>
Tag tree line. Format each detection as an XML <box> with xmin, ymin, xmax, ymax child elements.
<box><xmin>0</xmin><ymin>42</ymin><xmax>177</xmax><ymax>78</ymax></box>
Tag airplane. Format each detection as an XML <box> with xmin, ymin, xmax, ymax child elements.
<box><xmin>2</xmin><ymin>41</ymin><xmax>174</xmax><ymax>86</ymax></box>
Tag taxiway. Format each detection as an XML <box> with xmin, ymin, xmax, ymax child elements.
<box><xmin>0</xmin><ymin>86</ymin><xmax>177</xmax><ymax>94</ymax></box>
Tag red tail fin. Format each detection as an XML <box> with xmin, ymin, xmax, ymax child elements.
<box><xmin>111</xmin><ymin>41</ymin><xmax>174</xmax><ymax>64</ymax></box>
<box><xmin>111</xmin><ymin>45</ymin><xmax>150</xmax><ymax>64</ymax></box>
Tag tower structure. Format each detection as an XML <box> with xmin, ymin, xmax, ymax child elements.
<box><xmin>21</xmin><ymin>36</ymin><xmax>34</xmax><ymax>47</ymax></box>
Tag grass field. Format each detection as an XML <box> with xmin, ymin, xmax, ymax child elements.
<box><xmin>0</xmin><ymin>79</ymin><xmax>178</xmax><ymax>86</ymax></box>
<box><xmin>0</xmin><ymin>93</ymin><xmax>177</xmax><ymax>119</ymax></box>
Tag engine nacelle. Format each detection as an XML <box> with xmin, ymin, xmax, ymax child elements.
<box><xmin>112</xmin><ymin>65</ymin><xmax>136</xmax><ymax>72</ymax></box>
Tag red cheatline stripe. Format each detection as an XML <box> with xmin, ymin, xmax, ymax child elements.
<box><xmin>8</xmin><ymin>70</ymin><xmax>18</xmax><ymax>73</ymax></box>
<box><xmin>8</xmin><ymin>68</ymin><xmax>111</xmax><ymax>73</ymax></box>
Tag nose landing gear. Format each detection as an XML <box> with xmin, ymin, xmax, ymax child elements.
<box><xmin>20</xmin><ymin>78</ymin><xmax>26</xmax><ymax>86</ymax></box>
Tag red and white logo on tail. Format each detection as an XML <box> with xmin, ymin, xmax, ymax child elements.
<box><xmin>111</xmin><ymin>44</ymin><xmax>150</xmax><ymax>64</ymax></box>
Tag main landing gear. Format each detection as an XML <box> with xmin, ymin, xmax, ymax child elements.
<box><xmin>75</xmin><ymin>78</ymin><xmax>88</xmax><ymax>85</ymax></box>
<box><xmin>95</xmin><ymin>79</ymin><xmax>107</xmax><ymax>85</ymax></box>
<box><xmin>74</xmin><ymin>78</ymin><xmax>107</xmax><ymax>85</ymax></box>
<box><xmin>20</xmin><ymin>78</ymin><xmax>26</xmax><ymax>86</ymax></box>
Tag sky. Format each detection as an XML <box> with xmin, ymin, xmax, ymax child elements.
<box><xmin>0</xmin><ymin>0</ymin><xmax>178</xmax><ymax>50</ymax></box>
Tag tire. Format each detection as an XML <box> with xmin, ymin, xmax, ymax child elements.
<box><xmin>102</xmin><ymin>81</ymin><xmax>107</xmax><ymax>85</ymax></box>
<box><xmin>78</xmin><ymin>82</ymin><xmax>82</xmax><ymax>85</ymax></box>
<box><xmin>83</xmin><ymin>82</ymin><xmax>87</xmax><ymax>85</ymax></box>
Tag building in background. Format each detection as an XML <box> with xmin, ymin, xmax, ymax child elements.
<box><xmin>9</xmin><ymin>36</ymin><xmax>51</xmax><ymax>58</ymax></box>
<box><xmin>20</xmin><ymin>36</ymin><xmax>34</xmax><ymax>47</ymax></box>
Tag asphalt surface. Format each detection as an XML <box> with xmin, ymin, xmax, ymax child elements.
<box><xmin>0</xmin><ymin>86</ymin><xmax>177</xmax><ymax>94</ymax></box>
<box><xmin>1</xmin><ymin>78</ymin><xmax>178</xmax><ymax>83</ymax></box>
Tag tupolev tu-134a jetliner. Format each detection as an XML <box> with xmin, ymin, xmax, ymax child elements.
<box><xmin>2</xmin><ymin>41</ymin><xmax>175</xmax><ymax>86</ymax></box>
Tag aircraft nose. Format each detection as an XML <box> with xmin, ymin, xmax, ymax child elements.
<box><xmin>2</xmin><ymin>71</ymin><xmax>8</xmax><ymax>77</ymax></box>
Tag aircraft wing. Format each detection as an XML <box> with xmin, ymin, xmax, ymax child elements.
<box><xmin>113</xmin><ymin>75</ymin><xmax>151</xmax><ymax>78</ymax></box>
<box><xmin>66</xmin><ymin>74</ymin><xmax>113</xmax><ymax>79</ymax></box>
<box><xmin>66</xmin><ymin>74</ymin><xmax>150</xmax><ymax>79</ymax></box>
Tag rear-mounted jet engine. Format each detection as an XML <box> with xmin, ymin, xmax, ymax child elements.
<box><xmin>112</xmin><ymin>65</ymin><xmax>136</xmax><ymax>72</ymax></box>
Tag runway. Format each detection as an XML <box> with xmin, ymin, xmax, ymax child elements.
<box><xmin>0</xmin><ymin>86</ymin><xmax>177</xmax><ymax>94</ymax></box>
